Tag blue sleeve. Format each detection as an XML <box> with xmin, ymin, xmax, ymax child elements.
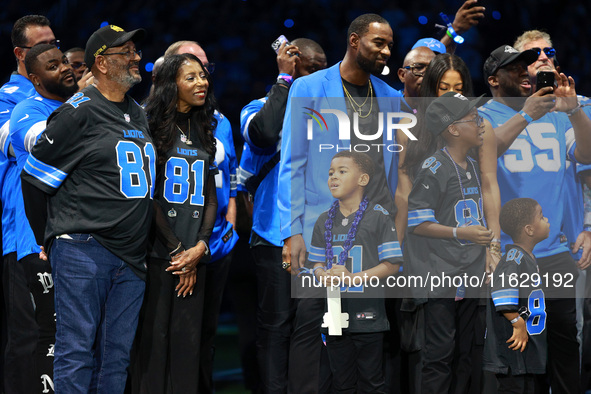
<box><xmin>237</xmin><ymin>144</ymin><xmax>253</xmax><ymax>192</ymax></box>
<box><xmin>9</xmin><ymin>99</ymin><xmax>50</xmax><ymax>170</ymax></box>
<box><xmin>22</xmin><ymin>109</ymin><xmax>82</xmax><ymax>194</ymax></box>
<box><xmin>240</xmin><ymin>98</ymin><xmax>265</xmax><ymax>149</ymax></box>
<box><xmin>278</xmin><ymin>77</ymin><xmax>309</xmax><ymax>240</ymax></box>
<box><xmin>0</xmin><ymin>76</ymin><xmax>36</xmax><ymax>156</ymax></box>
<box><xmin>377</xmin><ymin>211</ymin><xmax>402</xmax><ymax>264</ymax></box>
<box><xmin>215</xmin><ymin>114</ymin><xmax>238</xmax><ymax>197</ymax></box>
<box><xmin>491</xmin><ymin>250</ymin><xmax>522</xmax><ymax>312</ymax></box>
<box><xmin>227</xmin><ymin>125</ymin><xmax>238</xmax><ymax>198</ymax></box>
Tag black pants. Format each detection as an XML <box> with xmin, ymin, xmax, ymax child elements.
<box><xmin>3</xmin><ymin>252</ymin><xmax>55</xmax><ymax>394</ymax></box>
<box><xmin>226</xmin><ymin>237</ymin><xmax>260</xmax><ymax>392</ymax></box>
<box><xmin>252</xmin><ymin>245</ymin><xmax>295</xmax><ymax>394</ymax></box>
<box><xmin>198</xmin><ymin>251</ymin><xmax>233</xmax><ymax>394</ymax></box>
<box><xmin>326</xmin><ymin>332</ymin><xmax>386</xmax><ymax>394</ymax></box>
<box><xmin>422</xmin><ymin>297</ymin><xmax>477</xmax><ymax>394</ymax></box>
<box><xmin>131</xmin><ymin>257</ymin><xmax>206</xmax><ymax>394</ymax></box>
<box><xmin>497</xmin><ymin>372</ymin><xmax>535</xmax><ymax>394</ymax></box>
<box><xmin>535</xmin><ymin>252</ymin><xmax>580</xmax><ymax>394</ymax></box>
<box><xmin>288</xmin><ymin>295</ymin><xmax>331</xmax><ymax>394</ymax></box>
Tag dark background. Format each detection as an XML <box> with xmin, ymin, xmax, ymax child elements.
<box><xmin>2</xmin><ymin>0</ymin><xmax>590</xmax><ymax>143</ymax></box>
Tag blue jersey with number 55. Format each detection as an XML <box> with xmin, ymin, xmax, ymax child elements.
<box><xmin>479</xmin><ymin>99</ymin><xmax>576</xmax><ymax>257</ymax></box>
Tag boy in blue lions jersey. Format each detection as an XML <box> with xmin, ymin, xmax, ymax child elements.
<box><xmin>310</xmin><ymin>151</ymin><xmax>402</xmax><ymax>393</ymax></box>
<box><xmin>406</xmin><ymin>92</ymin><xmax>494</xmax><ymax>393</ymax></box>
<box><xmin>484</xmin><ymin>198</ymin><xmax>550</xmax><ymax>393</ymax></box>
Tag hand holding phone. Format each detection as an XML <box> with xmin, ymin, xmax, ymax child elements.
<box><xmin>272</xmin><ymin>35</ymin><xmax>289</xmax><ymax>54</ymax></box>
<box><xmin>273</xmin><ymin>36</ymin><xmax>301</xmax><ymax>77</ymax></box>
<box><xmin>536</xmin><ymin>71</ymin><xmax>555</xmax><ymax>91</ymax></box>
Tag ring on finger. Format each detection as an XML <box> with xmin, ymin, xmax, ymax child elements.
<box><xmin>182</xmin><ymin>267</ymin><xmax>187</xmax><ymax>273</ymax></box>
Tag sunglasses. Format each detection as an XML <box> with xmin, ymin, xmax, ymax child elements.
<box><xmin>530</xmin><ymin>47</ymin><xmax>556</xmax><ymax>58</ymax></box>
<box><xmin>453</xmin><ymin>115</ymin><xmax>484</xmax><ymax>128</ymax></box>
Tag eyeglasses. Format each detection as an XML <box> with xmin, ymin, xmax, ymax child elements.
<box><xmin>453</xmin><ymin>115</ymin><xmax>484</xmax><ymax>127</ymax></box>
<box><xmin>102</xmin><ymin>49</ymin><xmax>142</xmax><ymax>59</ymax></box>
<box><xmin>70</xmin><ymin>61</ymin><xmax>87</xmax><ymax>70</ymax></box>
<box><xmin>203</xmin><ymin>62</ymin><xmax>215</xmax><ymax>74</ymax></box>
<box><xmin>530</xmin><ymin>47</ymin><xmax>556</xmax><ymax>59</ymax></box>
<box><xmin>403</xmin><ymin>63</ymin><xmax>428</xmax><ymax>77</ymax></box>
<box><xmin>20</xmin><ymin>39</ymin><xmax>61</xmax><ymax>49</ymax></box>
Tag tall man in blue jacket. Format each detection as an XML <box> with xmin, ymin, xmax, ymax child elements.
<box><xmin>279</xmin><ymin>13</ymin><xmax>404</xmax><ymax>273</ymax></box>
<box><xmin>278</xmin><ymin>12</ymin><xmax>406</xmax><ymax>392</ymax></box>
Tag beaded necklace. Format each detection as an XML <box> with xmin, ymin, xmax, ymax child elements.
<box><xmin>323</xmin><ymin>196</ymin><xmax>369</xmax><ymax>269</ymax></box>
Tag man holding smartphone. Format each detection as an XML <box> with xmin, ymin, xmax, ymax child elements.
<box><xmin>514</xmin><ymin>29</ymin><xmax>591</xmax><ymax>393</ymax></box>
<box><xmin>240</xmin><ymin>37</ymin><xmax>327</xmax><ymax>393</ymax></box>
<box><xmin>479</xmin><ymin>43</ymin><xmax>591</xmax><ymax>394</ymax></box>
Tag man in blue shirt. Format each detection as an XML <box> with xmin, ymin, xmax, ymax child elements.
<box><xmin>241</xmin><ymin>36</ymin><xmax>328</xmax><ymax>393</ymax></box>
<box><xmin>514</xmin><ymin>29</ymin><xmax>591</xmax><ymax>392</ymax></box>
<box><xmin>9</xmin><ymin>43</ymin><xmax>77</xmax><ymax>393</ymax></box>
<box><xmin>0</xmin><ymin>15</ymin><xmax>57</xmax><ymax>393</ymax></box>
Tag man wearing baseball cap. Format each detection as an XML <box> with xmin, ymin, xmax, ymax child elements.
<box><xmin>21</xmin><ymin>24</ymin><xmax>152</xmax><ymax>393</ymax></box>
<box><xmin>479</xmin><ymin>44</ymin><xmax>591</xmax><ymax>393</ymax></box>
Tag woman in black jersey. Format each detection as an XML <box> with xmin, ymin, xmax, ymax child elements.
<box><xmin>131</xmin><ymin>53</ymin><xmax>218</xmax><ymax>393</ymax></box>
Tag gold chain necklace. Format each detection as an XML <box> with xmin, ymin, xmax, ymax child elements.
<box><xmin>176</xmin><ymin>118</ymin><xmax>192</xmax><ymax>145</ymax></box>
<box><xmin>342</xmin><ymin>80</ymin><xmax>374</xmax><ymax>118</ymax></box>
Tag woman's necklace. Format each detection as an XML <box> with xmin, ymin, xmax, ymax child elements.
<box><xmin>176</xmin><ymin>118</ymin><xmax>192</xmax><ymax>145</ymax></box>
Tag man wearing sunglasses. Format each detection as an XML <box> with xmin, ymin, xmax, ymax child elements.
<box><xmin>64</xmin><ymin>47</ymin><xmax>87</xmax><ymax>81</ymax></box>
<box><xmin>479</xmin><ymin>43</ymin><xmax>591</xmax><ymax>394</ymax></box>
<box><xmin>515</xmin><ymin>29</ymin><xmax>591</xmax><ymax>393</ymax></box>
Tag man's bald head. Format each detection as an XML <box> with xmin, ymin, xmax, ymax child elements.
<box><xmin>398</xmin><ymin>46</ymin><xmax>436</xmax><ymax>98</ymax></box>
<box><xmin>291</xmin><ymin>38</ymin><xmax>327</xmax><ymax>78</ymax></box>
<box><xmin>164</xmin><ymin>40</ymin><xmax>208</xmax><ymax>64</ymax></box>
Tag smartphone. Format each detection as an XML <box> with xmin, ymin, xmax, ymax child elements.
<box><xmin>536</xmin><ymin>71</ymin><xmax>555</xmax><ymax>91</ymax></box>
<box><xmin>271</xmin><ymin>35</ymin><xmax>289</xmax><ymax>54</ymax></box>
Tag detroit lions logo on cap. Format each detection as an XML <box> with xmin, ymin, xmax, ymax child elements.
<box><xmin>454</xmin><ymin>93</ymin><xmax>468</xmax><ymax>101</ymax></box>
<box><xmin>504</xmin><ymin>45</ymin><xmax>518</xmax><ymax>53</ymax></box>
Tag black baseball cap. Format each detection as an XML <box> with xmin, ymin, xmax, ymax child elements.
<box><xmin>483</xmin><ymin>45</ymin><xmax>538</xmax><ymax>79</ymax></box>
<box><xmin>426</xmin><ymin>92</ymin><xmax>484</xmax><ymax>136</ymax></box>
<box><xmin>85</xmin><ymin>25</ymin><xmax>146</xmax><ymax>69</ymax></box>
